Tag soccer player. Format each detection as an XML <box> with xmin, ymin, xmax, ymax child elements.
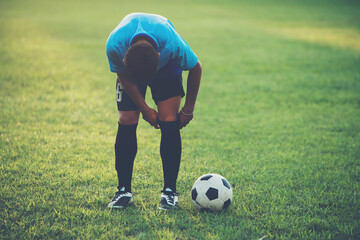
<box><xmin>105</xmin><ymin>13</ymin><xmax>202</xmax><ymax>210</ymax></box>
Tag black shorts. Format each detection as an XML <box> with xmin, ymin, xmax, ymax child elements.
<box><xmin>116</xmin><ymin>70</ymin><xmax>185</xmax><ymax>111</ymax></box>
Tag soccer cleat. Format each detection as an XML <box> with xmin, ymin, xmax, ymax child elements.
<box><xmin>158</xmin><ymin>188</ymin><xmax>179</xmax><ymax>210</ymax></box>
<box><xmin>108</xmin><ymin>187</ymin><xmax>133</xmax><ymax>209</ymax></box>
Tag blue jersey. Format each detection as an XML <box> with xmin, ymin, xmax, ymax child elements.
<box><xmin>106</xmin><ymin>13</ymin><xmax>198</xmax><ymax>75</ymax></box>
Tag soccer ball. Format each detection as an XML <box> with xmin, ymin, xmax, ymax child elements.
<box><xmin>191</xmin><ymin>173</ymin><xmax>233</xmax><ymax>212</ymax></box>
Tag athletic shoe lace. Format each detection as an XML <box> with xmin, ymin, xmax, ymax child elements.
<box><xmin>162</xmin><ymin>190</ymin><xmax>179</xmax><ymax>205</ymax></box>
<box><xmin>112</xmin><ymin>190</ymin><xmax>129</xmax><ymax>202</ymax></box>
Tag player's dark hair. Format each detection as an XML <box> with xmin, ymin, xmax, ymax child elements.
<box><xmin>124</xmin><ymin>40</ymin><xmax>159</xmax><ymax>83</ymax></box>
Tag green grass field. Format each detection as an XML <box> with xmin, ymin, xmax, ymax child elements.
<box><xmin>1</xmin><ymin>0</ymin><xmax>359</xmax><ymax>239</ymax></box>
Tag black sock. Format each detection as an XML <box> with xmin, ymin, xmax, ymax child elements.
<box><xmin>115</xmin><ymin>122</ymin><xmax>137</xmax><ymax>192</ymax></box>
<box><xmin>158</xmin><ymin>120</ymin><xmax>181</xmax><ymax>193</ymax></box>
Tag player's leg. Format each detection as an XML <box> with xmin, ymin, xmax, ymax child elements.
<box><xmin>108</xmin><ymin>80</ymin><xmax>144</xmax><ymax>209</ymax></box>
<box><xmin>115</xmin><ymin>110</ymin><xmax>140</xmax><ymax>193</ymax></box>
<box><xmin>157</xmin><ymin>96</ymin><xmax>182</xmax><ymax>210</ymax></box>
<box><xmin>149</xmin><ymin>62</ymin><xmax>185</xmax><ymax>210</ymax></box>
<box><xmin>157</xmin><ymin>96</ymin><xmax>182</xmax><ymax>192</ymax></box>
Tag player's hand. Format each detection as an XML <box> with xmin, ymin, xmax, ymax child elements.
<box><xmin>179</xmin><ymin>108</ymin><xmax>194</xmax><ymax>129</ymax></box>
<box><xmin>142</xmin><ymin>107</ymin><xmax>160</xmax><ymax>129</ymax></box>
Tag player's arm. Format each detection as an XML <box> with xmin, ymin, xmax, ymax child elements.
<box><xmin>179</xmin><ymin>60</ymin><xmax>202</xmax><ymax>129</ymax></box>
<box><xmin>117</xmin><ymin>72</ymin><xmax>159</xmax><ymax>129</ymax></box>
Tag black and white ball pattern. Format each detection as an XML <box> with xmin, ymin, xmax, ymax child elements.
<box><xmin>191</xmin><ymin>173</ymin><xmax>233</xmax><ymax>212</ymax></box>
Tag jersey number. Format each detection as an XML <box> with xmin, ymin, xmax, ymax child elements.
<box><xmin>116</xmin><ymin>81</ymin><xmax>123</xmax><ymax>102</ymax></box>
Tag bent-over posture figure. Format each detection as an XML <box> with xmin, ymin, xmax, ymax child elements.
<box><xmin>106</xmin><ymin>13</ymin><xmax>202</xmax><ymax>210</ymax></box>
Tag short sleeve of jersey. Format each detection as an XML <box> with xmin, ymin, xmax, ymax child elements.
<box><xmin>168</xmin><ymin>26</ymin><xmax>198</xmax><ymax>70</ymax></box>
<box><xmin>106</xmin><ymin>38</ymin><xmax>125</xmax><ymax>73</ymax></box>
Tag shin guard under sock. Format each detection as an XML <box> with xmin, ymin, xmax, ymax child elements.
<box><xmin>158</xmin><ymin>120</ymin><xmax>181</xmax><ymax>192</ymax></box>
<box><xmin>115</xmin><ymin>123</ymin><xmax>138</xmax><ymax>192</ymax></box>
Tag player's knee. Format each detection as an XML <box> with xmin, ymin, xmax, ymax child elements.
<box><xmin>118</xmin><ymin>115</ymin><xmax>138</xmax><ymax>125</ymax></box>
<box><xmin>118</xmin><ymin>111</ymin><xmax>139</xmax><ymax>125</ymax></box>
<box><xmin>158</xmin><ymin>114</ymin><xmax>178</xmax><ymax>122</ymax></box>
